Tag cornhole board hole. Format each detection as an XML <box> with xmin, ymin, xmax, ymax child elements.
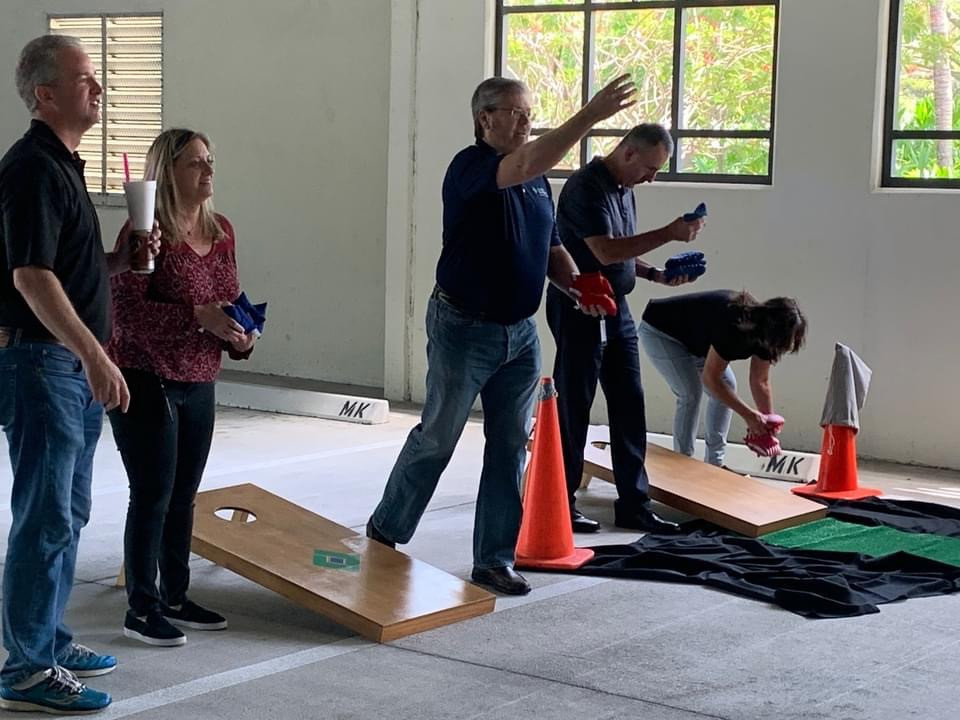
<box><xmin>582</xmin><ymin>426</ymin><xmax>826</xmax><ymax>537</ymax></box>
<box><xmin>189</xmin><ymin>483</ymin><xmax>495</xmax><ymax>642</ymax></box>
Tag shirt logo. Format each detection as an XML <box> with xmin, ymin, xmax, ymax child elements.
<box><xmin>528</xmin><ymin>186</ymin><xmax>549</xmax><ymax>199</ymax></box>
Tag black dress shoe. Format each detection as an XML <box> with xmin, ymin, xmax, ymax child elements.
<box><xmin>614</xmin><ymin>505</ymin><xmax>681</xmax><ymax>534</ymax></box>
<box><xmin>571</xmin><ymin>508</ymin><xmax>601</xmax><ymax>533</ymax></box>
<box><xmin>365</xmin><ymin>518</ymin><xmax>395</xmax><ymax>548</ymax></box>
<box><xmin>470</xmin><ymin>566</ymin><xmax>531</xmax><ymax>596</ymax></box>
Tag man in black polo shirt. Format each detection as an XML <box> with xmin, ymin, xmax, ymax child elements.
<box><xmin>547</xmin><ymin>124</ymin><xmax>704</xmax><ymax>533</ymax></box>
<box><xmin>368</xmin><ymin>75</ymin><xmax>635</xmax><ymax>595</ymax></box>
<box><xmin>0</xmin><ymin>35</ymin><xmax>157</xmax><ymax>714</ymax></box>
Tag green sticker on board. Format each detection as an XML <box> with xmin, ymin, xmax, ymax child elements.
<box><xmin>313</xmin><ymin>549</ymin><xmax>361</xmax><ymax>571</ymax></box>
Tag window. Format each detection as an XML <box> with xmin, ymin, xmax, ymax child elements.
<box><xmin>49</xmin><ymin>14</ymin><xmax>163</xmax><ymax>198</ymax></box>
<box><xmin>495</xmin><ymin>1</ymin><xmax>779</xmax><ymax>183</ymax></box>
<box><xmin>882</xmin><ymin>0</ymin><xmax>960</xmax><ymax>188</ymax></box>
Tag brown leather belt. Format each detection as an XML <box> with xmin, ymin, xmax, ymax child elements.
<box><xmin>0</xmin><ymin>326</ymin><xmax>63</xmax><ymax>348</ymax></box>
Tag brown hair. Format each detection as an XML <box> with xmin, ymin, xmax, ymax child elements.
<box><xmin>730</xmin><ymin>291</ymin><xmax>807</xmax><ymax>363</ymax></box>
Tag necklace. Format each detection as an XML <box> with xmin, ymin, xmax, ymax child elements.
<box><xmin>177</xmin><ymin>215</ymin><xmax>200</xmax><ymax>238</ymax></box>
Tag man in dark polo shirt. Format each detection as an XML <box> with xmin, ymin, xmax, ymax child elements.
<box><xmin>0</xmin><ymin>35</ymin><xmax>157</xmax><ymax>714</ymax></box>
<box><xmin>367</xmin><ymin>74</ymin><xmax>636</xmax><ymax>595</ymax></box>
<box><xmin>547</xmin><ymin>124</ymin><xmax>704</xmax><ymax>533</ymax></box>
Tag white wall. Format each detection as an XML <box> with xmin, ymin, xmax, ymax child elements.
<box><xmin>0</xmin><ymin>0</ymin><xmax>390</xmax><ymax>387</ymax></box>
<box><xmin>2</xmin><ymin>1</ymin><xmax>957</xmax><ymax>468</ymax></box>
<box><xmin>387</xmin><ymin>0</ymin><xmax>960</xmax><ymax>469</ymax></box>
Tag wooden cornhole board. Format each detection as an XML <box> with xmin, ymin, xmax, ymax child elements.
<box><xmin>189</xmin><ymin>483</ymin><xmax>495</xmax><ymax>642</ymax></box>
<box><xmin>582</xmin><ymin>426</ymin><xmax>826</xmax><ymax>536</ymax></box>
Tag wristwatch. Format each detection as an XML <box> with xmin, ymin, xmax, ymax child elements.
<box><xmin>645</xmin><ymin>265</ymin><xmax>658</xmax><ymax>282</ymax></box>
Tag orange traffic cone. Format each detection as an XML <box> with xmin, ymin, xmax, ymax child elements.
<box><xmin>515</xmin><ymin>378</ymin><xmax>594</xmax><ymax>570</ymax></box>
<box><xmin>792</xmin><ymin>425</ymin><xmax>881</xmax><ymax>500</ymax></box>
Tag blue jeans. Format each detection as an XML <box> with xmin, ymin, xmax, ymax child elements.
<box><xmin>372</xmin><ymin>296</ymin><xmax>540</xmax><ymax>569</ymax></box>
<box><xmin>638</xmin><ymin>321</ymin><xmax>736</xmax><ymax>467</ymax></box>
<box><xmin>0</xmin><ymin>342</ymin><xmax>102</xmax><ymax>687</ymax></box>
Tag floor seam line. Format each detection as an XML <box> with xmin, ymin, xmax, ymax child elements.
<box><xmin>389</xmin><ymin>644</ymin><xmax>732</xmax><ymax>720</ymax></box>
<box><xmin>95</xmin><ymin>637</ymin><xmax>373</xmax><ymax>718</ymax></box>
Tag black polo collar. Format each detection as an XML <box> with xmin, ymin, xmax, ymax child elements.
<box><xmin>27</xmin><ymin>119</ymin><xmax>86</xmax><ymax>171</ymax></box>
<box><xmin>587</xmin><ymin>156</ymin><xmax>625</xmax><ymax>191</ymax></box>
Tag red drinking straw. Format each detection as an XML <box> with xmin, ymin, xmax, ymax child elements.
<box><xmin>122</xmin><ymin>152</ymin><xmax>130</xmax><ymax>183</ymax></box>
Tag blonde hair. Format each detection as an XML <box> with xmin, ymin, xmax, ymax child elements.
<box><xmin>143</xmin><ymin>128</ymin><xmax>225</xmax><ymax>246</ymax></box>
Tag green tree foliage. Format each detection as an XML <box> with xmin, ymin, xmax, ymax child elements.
<box><xmin>680</xmin><ymin>6</ymin><xmax>774</xmax><ymax>174</ymax></box>
<box><xmin>894</xmin><ymin>0</ymin><xmax>959</xmax><ymax>178</ymax></box>
<box><xmin>502</xmin><ymin>3</ymin><xmax>776</xmax><ymax>176</ymax></box>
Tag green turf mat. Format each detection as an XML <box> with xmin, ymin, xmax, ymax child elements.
<box><xmin>763</xmin><ymin>518</ymin><xmax>960</xmax><ymax>567</ymax></box>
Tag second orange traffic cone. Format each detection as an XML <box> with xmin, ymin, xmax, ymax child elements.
<box><xmin>792</xmin><ymin>424</ymin><xmax>880</xmax><ymax>500</ymax></box>
<box><xmin>515</xmin><ymin>378</ymin><xmax>594</xmax><ymax>570</ymax></box>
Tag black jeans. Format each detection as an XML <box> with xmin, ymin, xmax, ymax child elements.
<box><xmin>108</xmin><ymin>368</ymin><xmax>216</xmax><ymax>615</ymax></box>
<box><xmin>546</xmin><ymin>287</ymin><xmax>650</xmax><ymax>513</ymax></box>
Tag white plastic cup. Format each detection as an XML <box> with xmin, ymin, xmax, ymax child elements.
<box><xmin>123</xmin><ymin>180</ymin><xmax>157</xmax><ymax>273</ymax></box>
<box><xmin>122</xmin><ymin>180</ymin><xmax>156</xmax><ymax>231</ymax></box>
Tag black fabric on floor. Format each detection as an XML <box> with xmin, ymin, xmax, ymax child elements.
<box><xmin>575</xmin><ymin>529</ymin><xmax>960</xmax><ymax>618</ymax></box>
<box><xmin>825</xmin><ymin>497</ymin><xmax>960</xmax><ymax>538</ymax></box>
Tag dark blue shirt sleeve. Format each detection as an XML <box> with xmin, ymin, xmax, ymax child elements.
<box><xmin>1</xmin><ymin>158</ymin><xmax>64</xmax><ymax>271</ymax></box>
<box><xmin>448</xmin><ymin>146</ymin><xmax>502</xmax><ymax>200</ymax></box>
<box><xmin>563</xmin><ymin>174</ymin><xmax>614</xmax><ymax>242</ymax></box>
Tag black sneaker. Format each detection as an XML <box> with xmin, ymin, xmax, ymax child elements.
<box><xmin>123</xmin><ymin>610</ymin><xmax>186</xmax><ymax>646</ymax></box>
<box><xmin>162</xmin><ymin>600</ymin><xmax>227</xmax><ymax>630</ymax></box>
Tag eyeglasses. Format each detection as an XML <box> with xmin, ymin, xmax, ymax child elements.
<box><xmin>185</xmin><ymin>156</ymin><xmax>214</xmax><ymax>170</ymax></box>
<box><xmin>488</xmin><ymin>107</ymin><xmax>534</xmax><ymax>123</ymax></box>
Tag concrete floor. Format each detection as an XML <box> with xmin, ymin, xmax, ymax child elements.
<box><xmin>2</xmin><ymin>405</ymin><xmax>959</xmax><ymax>719</ymax></box>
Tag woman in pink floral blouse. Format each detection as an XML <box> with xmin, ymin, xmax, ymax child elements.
<box><xmin>107</xmin><ymin>128</ymin><xmax>255</xmax><ymax>647</ymax></box>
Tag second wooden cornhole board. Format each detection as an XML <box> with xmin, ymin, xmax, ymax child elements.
<box><xmin>582</xmin><ymin>426</ymin><xmax>826</xmax><ymax>536</ymax></box>
<box><xmin>189</xmin><ymin>484</ymin><xmax>495</xmax><ymax>642</ymax></box>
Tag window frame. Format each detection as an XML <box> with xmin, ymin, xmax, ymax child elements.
<box><xmin>494</xmin><ymin>0</ymin><xmax>780</xmax><ymax>183</ymax></box>
<box><xmin>881</xmin><ymin>0</ymin><xmax>960</xmax><ymax>189</ymax></box>
<box><xmin>48</xmin><ymin>11</ymin><xmax>164</xmax><ymax>206</ymax></box>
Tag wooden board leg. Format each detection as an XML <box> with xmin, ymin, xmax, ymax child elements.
<box><xmin>116</xmin><ymin>563</ymin><xmax>125</xmax><ymax>589</ymax></box>
<box><xmin>579</xmin><ymin>471</ymin><xmax>592</xmax><ymax>490</ymax></box>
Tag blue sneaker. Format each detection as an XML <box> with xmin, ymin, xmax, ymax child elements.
<box><xmin>58</xmin><ymin>643</ymin><xmax>117</xmax><ymax>677</ymax></box>
<box><xmin>0</xmin><ymin>666</ymin><xmax>111</xmax><ymax>714</ymax></box>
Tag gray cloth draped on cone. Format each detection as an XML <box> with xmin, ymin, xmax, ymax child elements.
<box><xmin>820</xmin><ymin>342</ymin><xmax>872</xmax><ymax>431</ymax></box>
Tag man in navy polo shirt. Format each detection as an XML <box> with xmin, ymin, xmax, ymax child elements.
<box><xmin>547</xmin><ymin>124</ymin><xmax>705</xmax><ymax>534</ymax></box>
<box><xmin>1</xmin><ymin>35</ymin><xmax>158</xmax><ymax>714</ymax></box>
<box><xmin>367</xmin><ymin>74</ymin><xmax>636</xmax><ymax>595</ymax></box>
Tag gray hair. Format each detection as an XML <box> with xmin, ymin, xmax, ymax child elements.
<box><xmin>621</xmin><ymin>123</ymin><xmax>674</xmax><ymax>156</ymax></box>
<box><xmin>16</xmin><ymin>34</ymin><xmax>85</xmax><ymax>113</ymax></box>
<box><xmin>471</xmin><ymin>77</ymin><xmax>526</xmax><ymax>142</ymax></box>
